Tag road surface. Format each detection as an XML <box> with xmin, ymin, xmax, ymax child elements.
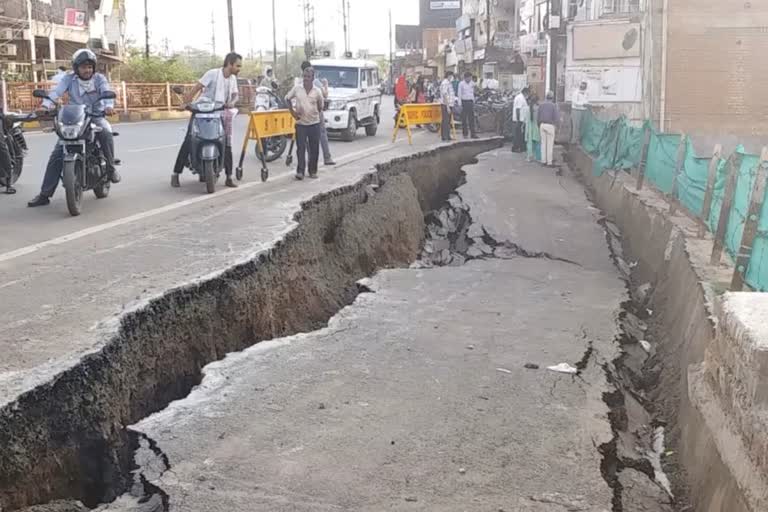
<box><xmin>0</xmin><ymin>97</ymin><xmax>402</xmax><ymax>254</ymax></box>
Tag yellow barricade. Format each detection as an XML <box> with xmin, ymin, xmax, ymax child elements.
<box><xmin>392</xmin><ymin>102</ymin><xmax>456</xmax><ymax>145</ymax></box>
<box><xmin>236</xmin><ymin>109</ymin><xmax>296</xmax><ymax>182</ymax></box>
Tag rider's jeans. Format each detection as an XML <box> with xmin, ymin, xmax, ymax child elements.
<box><xmin>319</xmin><ymin>119</ymin><xmax>332</xmax><ymax>163</ymax></box>
<box><xmin>40</xmin><ymin>118</ymin><xmax>115</xmax><ymax>198</ymax></box>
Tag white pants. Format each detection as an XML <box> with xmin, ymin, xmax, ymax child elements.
<box><xmin>540</xmin><ymin>123</ymin><xmax>556</xmax><ymax>165</ymax></box>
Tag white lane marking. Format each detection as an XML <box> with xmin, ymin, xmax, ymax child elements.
<box><xmin>125</xmin><ymin>144</ymin><xmax>180</xmax><ymax>153</ymax></box>
<box><xmin>0</xmin><ymin>135</ymin><xmax>426</xmax><ymax>265</ymax></box>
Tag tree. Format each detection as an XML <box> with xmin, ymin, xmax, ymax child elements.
<box><xmin>116</xmin><ymin>48</ymin><xmax>196</xmax><ymax>83</ymax></box>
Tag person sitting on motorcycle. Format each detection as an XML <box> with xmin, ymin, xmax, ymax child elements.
<box><xmin>260</xmin><ymin>66</ymin><xmax>278</xmax><ymax>89</ymax></box>
<box><xmin>28</xmin><ymin>49</ymin><xmax>119</xmax><ymax>208</ymax></box>
<box><xmin>172</xmin><ymin>52</ymin><xmax>242</xmax><ymax>189</ymax></box>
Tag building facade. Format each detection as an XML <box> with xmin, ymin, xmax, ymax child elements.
<box><xmin>0</xmin><ymin>0</ymin><xmax>125</xmax><ymax>81</ymax></box>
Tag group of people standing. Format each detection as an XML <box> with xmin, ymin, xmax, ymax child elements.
<box><xmin>511</xmin><ymin>87</ymin><xmax>560</xmax><ymax>167</ymax></box>
<box><xmin>394</xmin><ymin>71</ymin><xmax>481</xmax><ymax>142</ymax></box>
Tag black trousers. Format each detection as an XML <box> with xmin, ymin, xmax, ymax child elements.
<box><xmin>512</xmin><ymin>121</ymin><xmax>526</xmax><ymax>152</ymax></box>
<box><xmin>461</xmin><ymin>100</ymin><xmax>476</xmax><ymax>137</ymax></box>
<box><xmin>296</xmin><ymin>123</ymin><xmax>321</xmax><ymax>176</ymax></box>
<box><xmin>441</xmin><ymin>105</ymin><xmax>452</xmax><ymax>141</ymax></box>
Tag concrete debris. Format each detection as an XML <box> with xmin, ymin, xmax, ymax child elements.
<box><xmin>618</xmin><ymin>469</ymin><xmax>674</xmax><ymax>512</ymax></box>
<box><xmin>524</xmin><ymin>363</ymin><xmax>540</xmax><ymax>370</ymax></box>
<box><xmin>496</xmin><ymin>368</ymin><xmax>513</xmax><ymax>374</ymax></box>
<box><xmin>639</xmin><ymin>340</ymin><xmax>652</xmax><ymax>354</ymax></box>
<box><xmin>547</xmin><ymin>363</ymin><xmax>578</xmax><ymax>375</ymax></box>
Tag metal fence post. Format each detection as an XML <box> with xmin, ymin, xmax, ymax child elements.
<box><xmin>636</xmin><ymin>125</ymin><xmax>651</xmax><ymax>190</ymax></box>
<box><xmin>711</xmin><ymin>153</ymin><xmax>743</xmax><ymax>265</ymax></box>
<box><xmin>166</xmin><ymin>82</ymin><xmax>172</xmax><ymax>112</ymax></box>
<box><xmin>731</xmin><ymin>147</ymin><xmax>768</xmax><ymax>291</ymax></box>
<box><xmin>698</xmin><ymin>144</ymin><xmax>723</xmax><ymax>238</ymax></box>
<box><xmin>121</xmin><ymin>81</ymin><xmax>128</xmax><ymax>114</ymax></box>
<box><xmin>669</xmin><ymin>133</ymin><xmax>687</xmax><ymax>216</ymax></box>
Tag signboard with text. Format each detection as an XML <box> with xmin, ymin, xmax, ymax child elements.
<box><xmin>64</xmin><ymin>8</ymin><xmax>86</xmax><ymax>27</ymax></box>
<box><xmin>430</xmin><ymin>1</ymin><xmax>461</xmax><ymax>9</ymax></box>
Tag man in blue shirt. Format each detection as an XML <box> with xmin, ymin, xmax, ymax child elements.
<box><xmin>28</xmin><ymin>49</ymin><xmax>119</xmax><ymax>207</ymax></box>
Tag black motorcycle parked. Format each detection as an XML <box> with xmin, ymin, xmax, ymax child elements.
<box><xmin>172</xmin><ymin>85</ymin><xmax>228</xmax><ymax>194</ymax></box>
<box><xmin>0</xmin><ymin>110</ymin><xmax>35</xmax><ymax>194</ymax></box>
<box><xmin>32</xmin><ymin>89</ymin><xmax>119</xmax><ymax>216</ymax></box>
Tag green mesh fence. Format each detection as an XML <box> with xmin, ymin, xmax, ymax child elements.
<box><xmin>579</xmin><ymin>110</ymin><xmax>768</xmax><ymax>291</ymax></box>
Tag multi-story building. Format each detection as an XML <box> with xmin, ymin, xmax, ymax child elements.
<box><xmin>0</xmin><ymin>0</ymin><xmax>125</xmax><ymax>81</ymax></box>
<box><xmin>563</xmin><ymin>0</ymin><xmax>643</xmax><ymax>121</ymax></box>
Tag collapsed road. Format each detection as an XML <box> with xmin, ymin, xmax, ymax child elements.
<box><xmin>1</xmin><ymin>140</ymin><xmax>681</xmax><ymax>511</ymax></box>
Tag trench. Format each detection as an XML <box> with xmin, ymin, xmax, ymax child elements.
<box><xmin>0</xmin><ymin>140</ymin><xmax>502</xmax><ymax>511</ymax></box>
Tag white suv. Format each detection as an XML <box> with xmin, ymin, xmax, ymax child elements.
<box><xmin>311</xmin><ymin>59</ymin><xmax>383</xmax><ymax>141</ymax></box>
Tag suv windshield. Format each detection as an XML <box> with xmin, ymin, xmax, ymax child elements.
<box><xmin>313</xmin><ymin>66</ymin><xmax>359</xmax><ymax>89</ymax></box>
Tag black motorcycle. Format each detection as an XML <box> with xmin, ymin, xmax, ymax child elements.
<box><xmin>33</xmin><ymin>89</ymin><xmax>119</xmax><ymax>216</ymax></box>
<box><xmin>0</xmin><ymin>110</ymin><xmax>35</xmax><ymax>194</ymax></box>
<box><xmin>172</xmin><ymin>86</ymin><xmax>228</xmax><ymax>194</ymax></box>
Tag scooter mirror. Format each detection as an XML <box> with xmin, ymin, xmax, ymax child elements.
<box><xmin>32</xmin><ymin>89</ymin><xmax>49</xmax><ymax>99</ymax></box>
<box><xmin>172</xmin><ymin>86</ymin><xmax>184</xmax><ymax>95</ymax></box>
<box><xmin>100</xmin><ymin>91</ymin><xmax>117</xmax><ymax>100</ymax></box>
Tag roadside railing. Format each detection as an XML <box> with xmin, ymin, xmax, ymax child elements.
<box><xmin>0</xmin><ymin>80</ymin><xmax>259</xmax><ymax>112</ymax></box>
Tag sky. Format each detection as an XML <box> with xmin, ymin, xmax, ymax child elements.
<box><xmin>125</xmin><ymin>0</ymin><xmax>419</xmax><ymax>58</ymax></box>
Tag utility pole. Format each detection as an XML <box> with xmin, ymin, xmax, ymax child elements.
<box><xmin>143</xmin><ymin>0</ymin><xmax>149</xmax><ymax>60</ymax></box>
<box><xmin>25</xmin><ymin>0</ymin><xmax>38</xmax><ymax>82</ymax></box>
<box><xmin>388</xmin><ymin>8</ymin><xmax>393</xmax><ymax>86</ymax></box>
<box><xmin>226</xmin><ymin>0</ymin><xmax>235</xmax><ymax>52</ymax></box>
<box><xmin>486</xmin><ymin>0</ymin><xmax>492</xmax><ymax>49</ymax></box>
<box><xmin>346</xmin><ymin>1</ymin><xmax>351</xmax><ymax>55</ymax></box>
<box><xmin>342</xmin><ymin>0</ymin><xmax>349</xmax><ymax>56</ymax></box>
<box><xmin>303</xmin><ymin>0</ymin><xmax>315</xmax><ymax>59</ymax></box>
<box><xmin>211</xmin><ymin>11</ymin><xmax>216</xmax><ymax>60</ymax></box>
<box><xmin>284</xmin><ymin>31</ymin><xmax>289</xmax><ymax>74</ymax></box>
<box><xmin>272</xmin><ymin>0</ymin><xmax>278</xmax><ymax>75</ymax></box>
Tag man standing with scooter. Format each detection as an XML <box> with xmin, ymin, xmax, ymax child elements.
<box><xmin>171</xmin><ymin>52</ymin><xmax>242</xmax><ymax>189</ymax></box>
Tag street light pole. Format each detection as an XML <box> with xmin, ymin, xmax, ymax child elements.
<box><xmin>389</xmin><ymin>9</ymin><xmax>393</xmax><ymax>86</ymax></box>
<box><xmin>227</xmin><ymin>0</ymin><xmax>235</xmax><ymax>52</ymax></box>
<box><xmin>143</xmin><ymin>0</ymin><xmax>149</xmax><ymax>60</ymax></box>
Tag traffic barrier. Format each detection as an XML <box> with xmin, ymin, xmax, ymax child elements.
<box><xmin>236</xmin><ymin>109</ymin><xmax>296</xmax><ymax>183</ymax></box>
<box><xmin>392</xmin><ymin>102</ymin><xmax>455</xmax><ymax>144</ymax></box>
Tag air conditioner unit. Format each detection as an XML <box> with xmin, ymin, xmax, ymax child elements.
<box><xmin>0</xmin><ymin>28</ymin><xmax>15</xmax><ymax>40</ymax></box>
<box><xmin>0</xmin><ymin>44</ymin><xmax>18</xmax><ymax>57</ymax></box>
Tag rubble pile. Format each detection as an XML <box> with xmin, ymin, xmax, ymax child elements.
<box><xmin>416</xmin><ymin>193</ymin><xmax>493</xmax><ymax>267</ymax></box>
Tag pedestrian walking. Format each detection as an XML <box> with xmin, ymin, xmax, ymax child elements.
<box><xmin>571</xmin><ymin>80</ymin><xmax>589</xmax><ymax>145</ymax></box>
<box><xmin>300</xmin><ymin>61</ymin><xmax>335</xmax><ymax>166</ymax></box>
<box><xmin>512</xmin><ymin>87</ymin><xmax>530</xmax><ymax>152</ymax></box>
<box><xmin>439</xmin><ymin>71</ymin><xmax>456</xmax><ymax>142</ymax></box>
<box><xmin>538</xmin><ymin>91</ymin><xmax>560</xmax><ymax>167</ymax></box>
<box><xmin>525</xmin><ymin>93</ymin><xmax>541</xmax><ymax>162</ymax></box>
<box><xmin>286</xmin><ymin>67</ymin><xmax>325</xmax><ymax>180</ymax></box>
<box><xmin>458</xmin><ymin>72</ymin><xmax>478</xmax><ymax>139</ymax></box>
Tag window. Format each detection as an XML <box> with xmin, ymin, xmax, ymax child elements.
<box><xmin>602</xmin><ymin>0</ymin><xmax>640</xmax><ymax>16</ymax></box>
<box><xmin>313</xmin><ymin>66</ymin><xmax>360</xmax><ymax>89</ymax></box>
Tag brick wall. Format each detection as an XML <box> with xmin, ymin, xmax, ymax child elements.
<box><xmin>665</xmin><ymin>0</ymin><xmax>768</xmax><ymax>137</ymax></box>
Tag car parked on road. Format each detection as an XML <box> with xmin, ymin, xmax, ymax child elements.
<box><xmin>311</xmin><ymin>59</ymin><xmax>383</xmax><ymax>141</ymax></box>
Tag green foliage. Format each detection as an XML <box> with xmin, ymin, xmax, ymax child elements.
<box><xmin>117</xmin><ymin>53</ymin><xmax>197</xmax><ymax>83</ymax></box>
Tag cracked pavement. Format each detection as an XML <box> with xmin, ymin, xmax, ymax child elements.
<box><xmin>125</xmin><ymin>150</ymin><xmax>629</xmax><ymax>511</ymax></box>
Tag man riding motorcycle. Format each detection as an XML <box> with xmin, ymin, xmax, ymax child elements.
<box><xmin>172</xmin><ymin>52</ymin><xmax>242</xmax><ymax>189</ymax></box>
<box><xmin>28</xmin><ymin>49</ymin><xmax>120</xmax><ymax>207</ymax></box>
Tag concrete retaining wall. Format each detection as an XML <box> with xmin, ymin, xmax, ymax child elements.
<box><xmin>568</xmin><ymin>147</ymin><xmax>768</xmax><ymax>511</ymax></box>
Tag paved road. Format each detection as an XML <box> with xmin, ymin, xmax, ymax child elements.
<box><xmin>0</xmin><ymin>97</ymin><xmax>401</xmax><ymax>254</ymax></box>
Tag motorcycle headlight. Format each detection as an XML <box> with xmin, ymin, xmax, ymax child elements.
<box><xmin>196</xmin><ymin>102</ymin><xmax>215</xmax><ymax>113</ymax></box>
<box><xmin>328</xmin><ymin>100</ymin><xmax>347</xmax><ymax>111</ymax></box>
<box><xmin>59</xmin><ymin>121</ymin><xmax>85</xmax><ymax>140</ymax></box>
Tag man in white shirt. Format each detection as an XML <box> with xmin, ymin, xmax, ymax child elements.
<box><xmin>512</xmin><ymin>86</ymin><xmax>530</xmax><ymax>152</ymax></box>
<box><xmin>172</xmin><ymin>52</ymin><xmax>242</xmax><ymax>188</ymax></box>
<box><xmin>458</xmin><ymin>72</ymin><xmax>478</xmax><ymax>139</ymax></box>
<box><xmin>571</xmin><ymin>80</ymin><xmax>590</xmax><ymax>144</ymax></box>
<box><xmin>286</xmin><ymin>66</ymin><xmax>326</xmax><ymax>180</ymax></box>
<box><xmin>439</xmin><ymin>71</ymin><xmax>456</xmax><ymax>142</ymax></box>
